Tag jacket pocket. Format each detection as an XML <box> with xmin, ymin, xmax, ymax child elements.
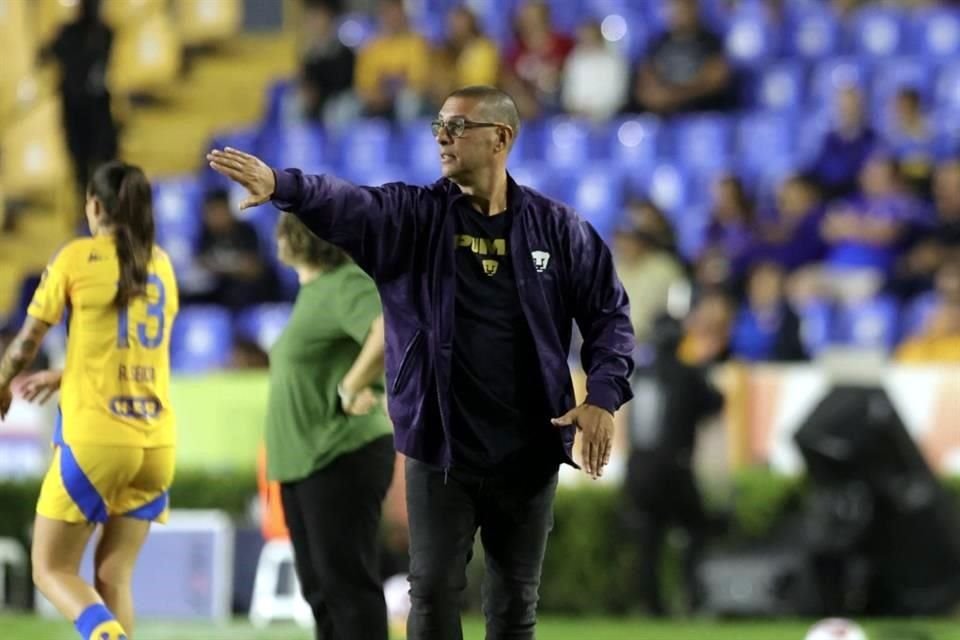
<box><xmin>391</xmin><ymin>329</ymin><xmax>424</xmax><ymax>395</ymax></box>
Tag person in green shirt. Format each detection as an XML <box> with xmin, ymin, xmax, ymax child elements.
<box><xmin>266</xmin><ymin>212</ymin><xmax>394</xmax><ymax>640</ymax></box>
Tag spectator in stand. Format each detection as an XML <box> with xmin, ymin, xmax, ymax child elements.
<box><xmin>500</xmin><ymin>1</ymin><xmax>574</xmax><ymax>119</ymax></box>
<box><xmin>805</xmin><ymin>85</ymin><xmax>878</xmax><ymax>200</ymax></box>
<box><xmin>731</xmin><ymin>262</ymin><xmax>807</xmax><ymax>362</ymax></box>
<box><xmin>613</xmin><ymin>201</ymin><xmax>688</xmax><ymax>345</ymax></box>
<box><xmin>192</xmin><ymin>189</ymin><xmax>278</xmax><ymax>310</ymax></box>
<box><xmin>627</xmin><ymin>0</ymin><xmax>734</xmax><ymax>116</ymax></box>
<box><xmin>298</xmin><ymin>0</ymin><xmax>357</xmax><ymax>127</ymax></box>
<box><xmin>755</xmin><ymin>174</ymin><xmax>827</xmax><ymax>272</ymax></box>
<box><xmin>883</xmin><ymin>88</ymin><xmax>936</xmax><ymax>199</ymax></box>
<box><xmin>562</xmin><ymin>20</ymin><xmax>629</xmax><ymax>122</ymax></box>
<box><xmin>354</xmin><ymin>0</ymin><xmax>429</xmax><ymax>121</ymax></box>
<box><xmin>678</xmin><ymin>289</ymin><xmax>735</xmax><ymax>366</ymax></box>
<box><xmin>895</xmin><ymin>261</ymin><xmax>960</xmax><ymax>363</ymax></box>
<box><xmin>896</xmin><ymin>158</ymin><xmax>960</xmax><ymax>297</ymax></box>
<box><xmin>40</xmin><ymin>0</ymin><xmax>117</xmax><ymax>201</ymax></box>
<box><xmin>819</xmin><ymin>154</ymin><xmax>929</xmax><ymax>303</ymax></box>
<box><xmin>695</xmin><ymin>174</ymin><xmax>758</xmax><ymax>292</ymax></box>
<box><xmin>428</xmin><ymin>6</ymin><xmax>499</xmax><ymax>110</ymax></box>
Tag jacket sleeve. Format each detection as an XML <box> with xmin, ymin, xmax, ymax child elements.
<box><xmin>271</xmin><ymin>168</ymin><xmax>419</xmax><ymax>280</ymax></box>
<box><xmin>568</xmin><ymin>217</ymin><xmax>636</xmax><ymax>413</ymax></box>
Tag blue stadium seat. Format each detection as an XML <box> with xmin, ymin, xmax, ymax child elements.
<box><xmin>543</xmin><ymin>117</ymin><xmax>593</xmax><ymax>171</ymax></box>
<box><xmin>909</xmin><ymin>6</ymin><xmax>960</xmax><ymax>60</ymax></box>
<box><xmin>633</xmin><ymin>161</ymin><xmax>693</xmax><ymax>216</ymax></box>
<box><xmin>258</xmin><ymin>123</ymin><xmax>327</xmax><ymax>174</ymax></box>
<box><xmin>784</xmin><ymin>3</ymin><xmax>840</xmax><ymax>60</ymax></box>
<box><xmin>411</xmin><ymin>11</ymin><xmax>446</xmax><ymax>44</ymax></box>
<box><xmin>511</xmin><ymin>119</ymin><xmax>545</xmax><ymax>165</ymax></box>
<box><xmin>336</xmin><ymin>12</ymin><xmax>378</xmax><ymax>49</ymax></box>
<box><xmin>170</xmin><ymin>306</ymin><xmax>234</xmax><ymax>374</ymax></box>
<box><xmin>609</xmin><ymin>115</ymin><xmax>661</xmax><ymax>172</ymax></box>
<box><xmin>936</xmin><ymin>62</ymin><xmax>960</xmax><ymax>111</ymax></box>
<box><xmin>336</xmin><ymin>119</ymin><xmax>393</xmax><ymax>175</ymax></box>
<box><xmin>260</xmin><ymin>78</ymin><xmax>297</xmax><ymax>132</ymax></box>
<box><xmin>725</xmin><ymin>6</ymin><xmax>777</xmax><ymax>67</ymax></box>
<box><xmin>735</xmin><ymin>111</ymin><xmax>798</xmax><ymax>180</ymax></box>
<box><xmin>932</xmin><ymin>107</ymin><xmax>960</xmax><ymax>158</ymax></box>
<box><xmin>567</xmin><ymin>167</ymin><xmax>625</xmax><ymax>239</ymax></box>
<box><xmin>809</xmin><ymin>57</ymin><xmax>869</xmax><ymax>107</ymax></box>
<box><xmin>153</xmin><ymin>176</ymin><xmax>203</xmax><ymax>276</ymax></box>
<box><xmin>401</xmin><ymin>118</ymin><xmax>440</xmax><ymax>182</ymax></box>
<box><xmin>748</xmin><ymin>61</ymin><xmax>805</xmax><ymax>111</ymax></box>
<box><xmin>837</xmin><ymin>296</ymin><xmax>900</xmax><ymax>350</ymax></box>
<box><xmin>234</xmin><ymin>303</ymin><xmax>293</xmax><ymax>352</ymax></box>
<box><xmin>669</xmin><ymin>114</ymin><xmax>733</xmax><ymax>174</ymax></box>
<box><xmin>582</xmin><ymin>2</ymin><xmax>649</xmax><ymax>60</ymax></box>
<box><xmin>798</xmin><ymin>299</ymin><xmax>836</xmax><ymax>356</ymax></box>
<box><xmin>795</xmin><ymin>108</ymin><xmax>832</xmax><ymax>165</ymax></box>
<box><xmin>507</xmin><ymin>162</ymin><xmax>554</xmax><ymax>196</ymax></box>
<box><xmin>902</xmin><ymin>292</ymin><xmax>939</xmax><ymax>339</ymax></box>
<box><xmin>848</xmin><ymin>5</ymin><xmax>906</xmax><ymax>58</ymax></box>
<box><xmin>673</xmin><ymin>203</ymin><xmax>710</xmax><ymax>260</ymax></box>
<box><xmin>871</xmin><ymin>57</ymin><xmax>931</xmax><ymax>114</ymax></box>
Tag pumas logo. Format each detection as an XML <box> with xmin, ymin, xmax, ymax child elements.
<box><xmin>481</xmin><ymin>259</ymin><xmax>499</xmax><ymax>276</ymax></box>
<box><xmin>531</xmin><ymin>251</ymin><xmax>550</xmax><ymax>273</ymax></box>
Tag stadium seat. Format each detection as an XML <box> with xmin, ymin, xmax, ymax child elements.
<box><xmin>410</xmin><ymin>12</ymin><xmax>445</xmax><ymax>45</ymax></box>
<box><xmin>871</xmin><ymin>57</ymin><xmax>931</xmax><ymax>111</ymax></box>
<box><xmin>809</xmin><ymin>56</ymin><xmax>869</xmax><ymax>107</ymax></box>
<box><xmin>32</xmin><ymin>0</ymin><xmax>78</xmax><ymax>48</ymax></box>
<box><xmin>108</xmin><ymin>11</ymin><xmax>182</xmax><ymax>94</ymax></box>
<box><xmin>902</xmin><ymin>292</ymin><xmax>939</xmax><ymax>339</ymax></box>
<box><xmin>201</xmin><ymin>127</ymin><xmax>259</xmax><ymax>193</ymax></box>
<box><xmin>153</xmin><ymin>176</ymin><xmax>203</xmax><ymax>251</ymax></box>
<box><xmin>609</xmin><ymin>115</ymin><xmax>662</xmax><ymax>173</ymax></box>
<box><xmin>335</xmin><ymin>12</ymin><xmax>379</xmax><ymax>50</ymax></box>
<box><xmin>725</xmin><ymin>6</ymin><xmax>777</xmax><ymax>67</ymax></box>
<box><xmin>101</xmin><ymin>0</ymin><xmax>165</xmax><ymax>29</ymax></box>
<box><xmin>798</xmin><ymin>299</ymin><xmax>836</xmax><ymax>356</ymax></box>
<box><xmin>260</xmin><ymin>79</ymin><xmax>297</xmax><ymax>132</ymax></box>
<box><xmin>848</xmin><ymin>5</ymin><xmax>906</xmax><ymax>58</ymax></box>
<box><xmin>235</xmin><ymin>303</ymin><xmax>293</xmax><ymax>352</ymax></box>
<box><xmin>506</xmin><ymin>162</ymin><xmax>553</xmax><ymax>196</ymax></box>
<box><xmin>747</xmin><ymin>61</ymin><xmax>805</xmax><ymax>111</ymax></box>
<box><xmin>258</xmin><ymin>123</ymin><xmax>327</xmax><ymax>175</ymax></box>
<box><xmin>795</xmin><ymin>108</ymin><xmax>831</xmax><ymax>166</ymax></box>
<box><xmin>567</xmin><ymin>167</ymin><xmax>625</xmax><ymax>239</ymax></box>
<box><xmin>673</xmin><ymin>203</ymin><xmax>710</xmax><ymax>260</ymax></box>
<box><xmin>174</xmin><ymin>0</ymin><xmax>242</xmax><ymax>46</ymax></box>
<box><xmin>0</xmin><ymin>0</ymin><xmax>34</xmax><ymax>123</ymax></box>
<box><xmin>543</xmin><ymin>117</ymin><xmax>593</xmax><ymax>172</ymax></box>
<box><xmin>170</xmin><ymin>306</ymin><xmax>234</xmax><ymax>374</ymax></box>
<box><xmin>837</xmin><ymin>296</ymin><xmax>900</xmax><ymax>351</ymax></box>
<box><xmin>0</xmin><ymin>97</ymin><xmax>70</xmax><ymax>201</ymax></box>
<box><xmin>936</xmin><ymin>62</ymin><xmax>960</xmax><ymax>112</ymax></box>
<box><xmin>784</xmin><ymin>3</ymin><xmax>840</xmax><ymax>60</ymax></box>
<box><xmin>511</xmin><ymin>119</ymin><xmax>545</xmax><ymax>165</ymax></box>
<box><xmin>582</xmin><ymin>2</ymin><xmax>648</xmax><ymax>61</ymax></box>
<box><xmin>633</xmin><ymin>161</ymin><xmax>693</xmax><ymax>216</ymax></box>
<box><xmin>402</xmin><ymin>118</ymin><xmax>441</xmax><ymax>182</ymax></box>
<box><xmin>669</xmin><ymin>114</ymin><xmax>733</xmax><ymax>174</ymax></box>
<box><xmin>735</xmin><ymin>110</ymin><xmax>797</xmax><ymax>180</ymax></box>
<box><xmin>909</xmin><ymin>6</ymin><xmax>960</xmax><ymax>60</ymax></box>
<box><xmin>336</xmin><ymin>119</ymin><xmax>393</xmax><ymax>176</ymax></box>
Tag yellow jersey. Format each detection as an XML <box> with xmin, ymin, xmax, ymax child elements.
<box><xmin>28</xmin><ymin>235</ymin><xmax>179</xmax><ymax>448</ymax></box>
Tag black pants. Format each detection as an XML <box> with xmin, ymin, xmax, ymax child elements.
<box><xmin>280</xmin><ymin>436</ymin><xmax>395</xmax><ymax>640</ymax></box>
<box><xmin>405</xmin><ymin>458</ymin><xmax>558</xmax><ymax>640</ymax></box>
<box><xmin>626</xmin><ymin>460</ymin><xmax>707</xmax><ymax>616</ymax></box>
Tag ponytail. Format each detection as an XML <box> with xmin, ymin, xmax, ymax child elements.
<box><xmin>88</xmin><ymin>161</ymin><xmax>155</xmax><ymax>308</ymax></box>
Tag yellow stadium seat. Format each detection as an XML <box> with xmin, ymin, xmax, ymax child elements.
<box><xmin>174</xmin><ymin>0</ymin><xmax>242</xmax><ymax>46</ymax></box>
<box><xmin>108</xmin><ymin>12</ymin><xmax>182</xmax><ymax>95</ymax></box>
<box><xmin>31</xmin><ymin>0</ymin><xmax>79</xmax><ymax>49</ymax></box>
<box><xmin>101</xmin><ymin>0</ymin><xmax>164</xmax><ymax>30</ymax></box>
<box><xmin>0</xmin><ymin>0</ymin><xmax>35</xmax><ymax>123</ymax></box>
<box><xmin>0</xmin><ymin>97</ymin><xmax>70</xmax><ymax>200</ymax></box>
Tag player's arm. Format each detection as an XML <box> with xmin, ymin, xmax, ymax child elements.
<box><xmin>206</xmin><ymin>147</ymin><xmax>416</xmax><ymax>278</ymax></box>
<box><xmin>0</xmin><ymin>316</ymin><xmax>52</xmax><ymax>419</ymax></box>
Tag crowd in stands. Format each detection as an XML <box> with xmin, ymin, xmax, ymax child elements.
<box><xmin>5</xmin><ymin>0</ymin><xmax>960</xmax><ymax>373</ymax></box>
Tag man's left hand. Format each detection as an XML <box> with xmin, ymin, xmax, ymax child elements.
<box><xmin>552</xmin><ymin>403</ymin><xmax>614</xmax><ymax>479</ymax></box>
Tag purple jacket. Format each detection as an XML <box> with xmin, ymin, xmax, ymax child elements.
<box><xmin>272</xmin><ymin>169</ymin><xmax>635</xmax><ymax>468</ymax></box>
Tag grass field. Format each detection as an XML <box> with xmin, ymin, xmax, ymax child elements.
<box><xmin>2</xmin><ymin>615</ymin><xmax>959</xmax><ymax>640</ymax></box>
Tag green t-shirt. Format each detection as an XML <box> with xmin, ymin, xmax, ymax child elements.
<box><xmin>264</xmin><ymin>263</ymin><xmax>392</xmax><ymax>482</ymax></box>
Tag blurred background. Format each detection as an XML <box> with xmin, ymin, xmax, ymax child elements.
<box><xmin>3</xmin><ymin>0</ymin><xmax>960</xmax><ymax>638</ymax></box>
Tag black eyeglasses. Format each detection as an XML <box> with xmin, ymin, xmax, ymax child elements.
<box><xmin>431</xmin><ymin>116</ymin><xmax>505</xmax><ymax>139</ymax></box>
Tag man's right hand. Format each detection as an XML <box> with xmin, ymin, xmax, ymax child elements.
<box><xmin>206</xmin><ymin>147</ymin><xmax>276</xmax><ymax>210</ymax></box>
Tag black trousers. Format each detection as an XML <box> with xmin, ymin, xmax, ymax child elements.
<box><xmin>280</xmin><ymin>436</ymin><xmax>395</xmax><ymax>640</ymax></box>
<box><xmin>626</xmin><ymin>459</ymin><xmax>707</xmax><ymax>616</ymax></box>
<box><xmin>405</xmin><ymin>457</ymin><xmax>558</xmax><ymax>640</ymax></box>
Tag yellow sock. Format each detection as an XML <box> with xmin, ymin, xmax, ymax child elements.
<box><xmin>88</xmin><ymin>619</ymin><xmax>128</xmax><ymax>640</ymax></box>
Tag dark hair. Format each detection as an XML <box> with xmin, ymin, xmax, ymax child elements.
<box><xmin>277</xmin><ymin>212</ymin><xmax>347</xmax><ymax>269</ymax></box>
<box><xmin>88</xmin><ymin>161</ymin><xmax>155</xmax><ymax>308</ymax></box>
<box><xmin>444</xmin><ymin>85</ymin><xmax>521</xmax><ymax>140</ymax></box>
<box><xmin>203</xmin><ymin>188</ymin><xmax>230</xmax><ymax>207</ymax></box>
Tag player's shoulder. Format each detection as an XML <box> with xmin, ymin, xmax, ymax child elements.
<box><xmin>50</xmin><ymin>237</ymin><xmax>97</xmax><ymax>268</ymax></box>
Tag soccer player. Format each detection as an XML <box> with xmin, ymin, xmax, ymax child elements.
<box><xmin>209</xmin><ymin>85</ymin><xmax>635</xmax><ymax>639</ymax></box>
<box><xmin>0</xmin><ymin>161</ymin><xmax>179</xmax><ymax>640</ymax></box>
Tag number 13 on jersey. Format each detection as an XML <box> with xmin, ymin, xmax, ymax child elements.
<box><xmin>117</xmin><ymin>274</ymin><xmax>167</xmax><ymax>349</ymax></box>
